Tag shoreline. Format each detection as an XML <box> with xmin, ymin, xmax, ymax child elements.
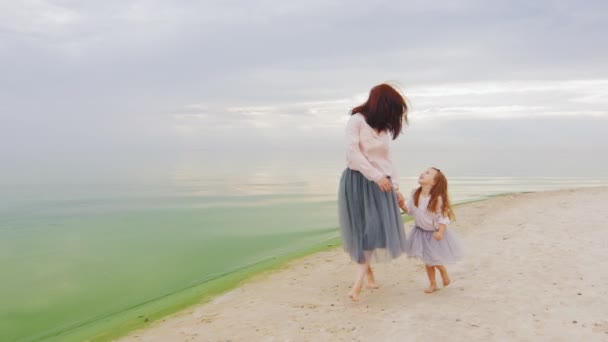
<box><xmin>48</xmin><ymin>236</ymin><xmax>343</xmax><ymax>342</ymax></box>
<box><xmin>39</xmin><ymin>186</ymin><xmax>607</xmax><ymax>341</ymax></box>
<box><xmin>118</xmin><ymin>186</ymin><xmax>608</xmax><ymax>341</ymax></box>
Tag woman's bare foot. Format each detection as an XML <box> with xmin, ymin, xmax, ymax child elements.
<box><xmin>366</xmin><ymin>268</ymin><xmax>380</xmax><ymax>289</ymax></box>
<box><xmin>348</xmin><ymin>285</ymin><xmax>362</xmax><ymax>301</ymax></box>
<box><xmin>424</xmin><ymin>283</ymin><xmax>437</xmax><ymax>294</ymax></box>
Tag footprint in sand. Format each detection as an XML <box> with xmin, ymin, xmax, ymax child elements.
<box><xmin>592</xmin><ymin>321</ymin><xmax>608</xmax><ymax>334</ymax></box>
<box><xmin>200</xmin><ymin>314</ymin><xmax>219</xmax><ymax>323</ymax></box>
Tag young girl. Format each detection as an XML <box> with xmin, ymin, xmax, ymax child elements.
<box><xmin>398</xmin><ymin>167</ymin><xmax>463</xmax><ymax>293</ymax></box>
<box><xmin>338</xmin><ymin>83</ymin><xmax>409</xmax><ymax>301</ymax></box>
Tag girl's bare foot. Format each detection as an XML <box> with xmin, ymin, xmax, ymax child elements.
<box><xmin>424</xmin><ymin>283</ymin><xmax>437</xmax><ymax>294</ymax></box>
<box><xmin>437</xmin><ymin>266</ymin><xmax>451</xmax><ymax>287</ymax></box>
<box><xmin>441</xmin><ymin>274</ymin><xmax>451</xmax><ymax>287</ymax></box>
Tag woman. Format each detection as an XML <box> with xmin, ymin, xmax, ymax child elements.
<box><xmin>338</xmin><ymin>83</ymin><xmax>409</xmax><ymax>301</ymax></box>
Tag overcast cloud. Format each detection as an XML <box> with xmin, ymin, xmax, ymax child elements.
<box><xmin>1</xmin><ymin>1</ymin><xmax>607</xmax><ymax>171</ymax></box>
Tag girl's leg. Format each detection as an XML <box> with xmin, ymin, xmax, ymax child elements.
<box><xmin>424</xmin><ymin>265</ymin><xmax>437</xmax><ymax>293</ymax></box>
<box><xmin>436</xmin><ymin>265</ymin><xmax>451</xmax><ymax>287</ymax></box>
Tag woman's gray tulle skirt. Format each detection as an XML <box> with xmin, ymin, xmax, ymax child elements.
<box><xmin>405</xmin><ymin>226</ymin><xmax>464</xmax><ymax>265</ymax></box>
<box><xmin>338</xmin><ymin>168</ymin><xmax>408</xmax><ymax>263</ymax></box>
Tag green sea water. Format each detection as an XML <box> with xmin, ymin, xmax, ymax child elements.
<box><xmin>1</xmin><ymin>191</ymin><xmax>340</xmax><ymax>341</ymax></box>
<box><xmin>2</xmin><ymin>154</ymin><xmax>607</xmax><ymax>341</ymax></box>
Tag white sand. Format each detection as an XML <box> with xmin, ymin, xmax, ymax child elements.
<box><xmin>120</xmin><ymin>187</ymin><xmax>608</xmax><ymax>341</ymax></box>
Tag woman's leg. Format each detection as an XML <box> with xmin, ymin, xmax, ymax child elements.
<box><xmin>348</xmin><ymin>251</ymin><xmax>374</xmax><ymax>300</ymax></box>
<box><xmin>364</xmin><ymin>251</ymin><xmax>379</xmax><ymax>289</ymax></box>
<box><xmin>348</xmin><ymin>262</ymin><xmax>368</xmax><ymax>301</ymax></box>
<box><xmin>366</xmin><ymin>267</ymin><xmax>380</xmax><ymax>289</ymax></box>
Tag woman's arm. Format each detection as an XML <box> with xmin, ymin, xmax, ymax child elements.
<box><xmin>346</xmin><ymin>115</ymin><xmax>387</xmax><ymax>186</ymax></box>
<box><xmin>388</xmin><ymin>147</ymin><xmax>399</xmax><ymax>191</ymax></box>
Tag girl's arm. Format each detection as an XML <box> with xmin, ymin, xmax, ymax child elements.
<box><xmin>399</xmin><ymin>190</ymin><xmax>415</xmax><ymax>215</ymax></box>
<box><xmin>434</xmin><ymin>199</ymin><xmax>450</xmax><ymax>240</ymax></box>
<box><xmin>433</xmin><ymin>224</ymin><xmax>446</xmax><ymax>240</ymax></box>
<box><xmin>398</xmin><ymin>192</ymin><xmax>408</xmax><ymax>213</ymax></box>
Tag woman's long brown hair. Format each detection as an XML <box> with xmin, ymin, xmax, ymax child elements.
<box><xmin>351</xmin><ymin>83</ymin><xmax>408</xmax><ymax>140</ymax></box>
<box><xmin>413</xmin><ymin>168</ymin><xmax>455</xmax><ymax>220</ymax></box>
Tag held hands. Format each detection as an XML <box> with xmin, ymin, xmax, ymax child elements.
<box><xmin>375</xmin><ymin>177</ymin><xmax>392</xmax><ymax>192</ymax></box>
<box><xmin>397</xmin><ymin>191</ymin><xmax>407</xmax><ymax>212</ymax></box>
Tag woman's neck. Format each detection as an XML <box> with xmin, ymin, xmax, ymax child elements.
<box><xmin>420</xmin><ymin>185</ymin><xmax>432</xmax><ymax>197</ymax></box>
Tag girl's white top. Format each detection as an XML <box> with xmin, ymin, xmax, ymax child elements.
<box><xmin>345</xmin><ymin>113</ymin><xmax>399</xmax><ymax>190</ymax></box>
<box><xmin>405</xmin><ymin>193</ymin><xmax>451</xmax><ymax>231</ymax></box>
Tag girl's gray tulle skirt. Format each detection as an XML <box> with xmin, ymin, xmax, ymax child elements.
<box><xmin>338</xmin><ymin>168</ymin><xmax>408</xmax><ymax>263</ymax></box>
<box><xmin>405</xmin><ymin>226</ymin><xmax>463</xmax><ymax>265</ymax></box>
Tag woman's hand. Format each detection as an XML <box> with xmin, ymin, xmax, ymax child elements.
<box><xmin>375</xmin><ymin>177</ymin><xmax>392</xmax><ymax>192</ymax></box>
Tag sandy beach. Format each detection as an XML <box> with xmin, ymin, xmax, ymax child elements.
<box><xmin>119</xmin><ymin>187</ymin><xmax>608</xmax><ymax>341</ymax></box>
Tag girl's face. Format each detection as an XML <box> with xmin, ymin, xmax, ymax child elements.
<box><xmin>418</xmin><ymin>168</ymin><xmax>438</xmax><ymax>186</ymax></box>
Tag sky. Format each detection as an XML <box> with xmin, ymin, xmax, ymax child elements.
<box><xmin>1</xmin><ymin>0</ymin><xmax>607</xmax><ymax>180</ymax></box>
